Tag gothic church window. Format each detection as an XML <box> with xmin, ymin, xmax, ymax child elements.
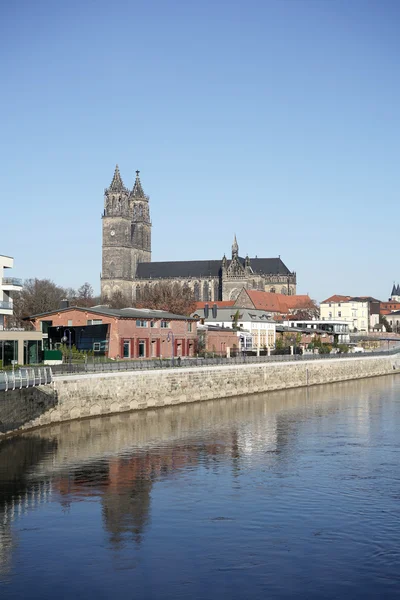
<box><xmin>213</xmin><ymin>281</ymin><xmax>219</xmax><ymax>301</ymax></box>
<box><xmin>194</xmin><ymin>282</ymin><xmax>200</xmax><ymax>301</ymax></box>
<box><xmin>203</xmin><ymin>281</ymin><xmax>210</xmax><ymax>301</ymax></box>
<box><xmin>136</xmin><ymin>285</ymin><xmax>141</xmax><ymax>302</ymax></box>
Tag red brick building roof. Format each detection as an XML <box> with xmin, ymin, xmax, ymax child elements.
<box><xmin>321</xmin><ymin>295</ymin><xmax>351</xmax><ymax>304</ymax></box>
<box><xmin>235</xmin><ymin>289</ymin><xmax>315</xmax><ymax>315</ymax></box>
<box><xmin>194</xmin><ymin>301</ymin><xmax>235</xmax><ymax>310</ymax></box>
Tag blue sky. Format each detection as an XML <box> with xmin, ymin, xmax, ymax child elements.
<box><xmin>1</xmin><ymin>0</ymin><xmax>399</xmax><ymax>302</ymax></box>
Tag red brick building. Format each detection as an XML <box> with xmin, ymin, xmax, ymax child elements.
<box><xmin>27</xmin><ymin>306</ymin><xmax>197</xmax><ymax>359</ymax></box>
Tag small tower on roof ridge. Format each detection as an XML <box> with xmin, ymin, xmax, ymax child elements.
<box><xmin>107</xmin><ymin>164</ymin><xmax>126</xmax><ymax>193</ymax></box>
<box><xmin>390</xmin><ymin>282</ymin><xmax>400</xmax><ymax>302</ymax></box>
<box><xmin>131</xmin><ymin>170</ymin><xmax>146</xmax><ymax>199</ymax></box>
<box><xmin>232</xmin><ymin>234</ymin><xmax>239</xmax><ymax>259</ymax></box>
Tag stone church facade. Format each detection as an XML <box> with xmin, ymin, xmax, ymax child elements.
<box><xmin>101</xmin><ymin>167</ymin><xmax>296</xmax><ymax>303</ymax></box>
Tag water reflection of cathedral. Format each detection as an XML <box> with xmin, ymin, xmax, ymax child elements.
<box><xmin>54</xmin><ymin>435</ymin><xmax>242</xmax><ymax>547</ymax></box>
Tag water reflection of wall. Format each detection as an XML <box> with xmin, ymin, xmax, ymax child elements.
<box><xmin>0</xmin><ymin>437</ymin><xmax>56</xmax><ymax>576</ymax></box>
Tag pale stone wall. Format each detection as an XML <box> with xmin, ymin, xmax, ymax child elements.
<box><xmin>0</xmin><ymin>386</ymin><xmax>57</xmax><ymax>434</ymax></box>
<box><xmin>1</xmin><ymin>354</ymin><xmax>400</xmax><ymax>439</ymax></box>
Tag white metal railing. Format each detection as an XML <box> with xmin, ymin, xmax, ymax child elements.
<box><xmin>0</xmin><ymin>367</ymin><xmax>53</xmax><ymax>392</ymax></box>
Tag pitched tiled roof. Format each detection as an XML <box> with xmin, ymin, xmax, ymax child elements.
<box><xmin>26</xmin><ymin>305</ymin><xmax>195</xmax><ymax>321</ymax></box>
<box><xmin>237</xmin><ymin>290</ymin><xmax>315</xmax><ymax>314</ymax></box>
<box><xmin>321</xmin><ymin>295</ymin><xmax>351</xmax><ymax>304</ymax></box>
<box><xmin>195</xmin><ymin>301</ymin><xmax>235</xmax><ymax>309</ymax></box>
<box><xmin>137</xmin><ymin>260</ymin><xmax>222</xmax><ymax>279</ymax></box>
<box><xmin>136</xmin><ymin>256</ymin><xmax>292</xmax><ymax>279</ymax></box>
<box><xmin>322</xmin><ymin>295</ymin><xmax>381</xmax><ymax>304</ymax></box>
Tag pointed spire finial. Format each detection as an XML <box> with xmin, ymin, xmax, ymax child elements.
<box><xmin>232</xmin><ymin>234</ymin><xmax>239</xmax><ymax>258</ymax></box>
<box><xmin>107</xmin><ymin>164</ymin><xmax>125</xmax><ymax>193</ymax></box>
<box><xmin>131</xmin><ymin>169</ymin><xmax>146</xmax><ymax>198</ymax></box>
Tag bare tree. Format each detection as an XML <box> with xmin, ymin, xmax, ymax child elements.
<box><xmin>290</xmin><ymin>298</ymin><xmax>320</xmax><ymax>321</ymax></box>
<box><xmin>138</xmin><ymin>282</ymin><xmax>196</xmax><ymax>315</ymax></box>
<box><xmin>102</xmin><ymin>290</ymin><xmax>130</xmax><ymax>309</ymax></box>
<box><xmin>11</xmin><ymin>278</ymin><xmax>67</xmax><ymax>329</ymax></box>
<box><xmin>76</xmin><ymin>282</ymin><xmax>95</xmax><ymax>307</ymax></box>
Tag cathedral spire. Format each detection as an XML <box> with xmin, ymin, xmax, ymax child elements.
<box><xmin>107</xmin><ymin>164</ymin><xmax>125</xmax><ymax>193</ymax></box>
<box><xmin>131</xmin><ymin>170</ymin><xmax>146</xmax><ymax>199</ymax></box>
<box><xmin>232</xmin><ymin>234</ymin><xmax>239</xmax><ymax>259</ymax></box>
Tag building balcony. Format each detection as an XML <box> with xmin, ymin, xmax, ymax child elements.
<box><xmin>1</xmin><ymin>277</ymin><xmax>23</xmax><ymax>289</ymax></box>
<box><xmin>0</xmin><ymin>301</ymin><xmax>13</xmax><ymax>311</ymax></box>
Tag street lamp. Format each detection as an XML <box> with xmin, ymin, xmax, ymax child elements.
<box><xmin>61</xmin><ymin>328</ymin><xmax>72</xmax><ymax>372</ymax></box>
<box><xmin>166</xmin><ymin>331</ymin><xmax>175</xmax><ymax>367</ymax></box>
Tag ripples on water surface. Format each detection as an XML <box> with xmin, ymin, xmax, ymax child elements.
<box><xmin>1</xmin><ymin>376</ymin><xmax>400</xmax><ymax>599</ymax></box>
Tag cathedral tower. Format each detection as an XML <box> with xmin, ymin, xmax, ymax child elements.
<box><xmin>129</xmin><ymin>170</ymin><xmax>151</xmax><ymax>278</ymax></box>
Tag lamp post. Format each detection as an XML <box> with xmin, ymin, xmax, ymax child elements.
<box><xmin>61</xmin><ymin>329</ymin><xmax>72</xmax><ymax>372</ymax></box>
<box><xmin>166</xmin><ymin>331</ymin><xmax>175</xmax><ymax>367</ymax></box>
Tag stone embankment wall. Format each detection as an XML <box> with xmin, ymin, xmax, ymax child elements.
<box><xmin>1</xmin><ymin>354</ymin><xmax>400</xmax><ymax>439</ymax></box>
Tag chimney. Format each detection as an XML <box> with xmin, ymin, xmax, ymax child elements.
<box><xmin>204</xmin><ymin>303</ymin><xmax>209</xmax><ymax>318</ymax></box>
<box><xmin>212</xmin><ymin>304</ymin><xmax>217</xmax><ymax>318</ymax></box>
<box><xmin>60</xmin><ymin>299</ymin><xmax>70</xmax><ymax>310</ymax></box>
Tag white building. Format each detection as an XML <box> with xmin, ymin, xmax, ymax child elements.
<box><xmin>0</xmin><ymin>255</ymin><xmax>22</xmax><ymax>330</ymax></box>
<box><xmin>192</xmin><ymin>306</ymin><xmax>276</xmax><ymax>351</ymax></box>
<box><xmin>320</xmin><ymin>295</ymin><xmax>380</xmax><ymax>332</ymax></box>
<box><xmin>385</xmin><ymin>310</ymin><xmax>400</xmax><ymax>333</ymax></box>
<box><xmin>0</xmin><ymin>256</ymin><xmax>42</xmax><ymax>366</ymax></box>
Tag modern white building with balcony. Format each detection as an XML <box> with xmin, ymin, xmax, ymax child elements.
<box><xmin>0</xmin><ymin>255</ymin><xmax>23</xmax><ymax>330</ymax></box>
<box><xmin>0</xmin><ymin>256</ymin><xmax>43</xmax><ymax>366</ymax></box>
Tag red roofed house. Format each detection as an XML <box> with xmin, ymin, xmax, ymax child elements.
<box><xmin>27</xmin><ymin>305</ymin><xmax>197</xmax><ymax>360</ymax></box>
<box><xmin>233</xmin><ymin>288</ymin><xmax>318</xmax><ymax>320</ymax></box>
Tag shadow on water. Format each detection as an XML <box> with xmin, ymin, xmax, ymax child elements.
<box><xmin>1</xmin><ymin>374</ymin><xmax>400</xmax><ymax>598</ymax></box>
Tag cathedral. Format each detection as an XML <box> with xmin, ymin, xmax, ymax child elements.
<box><xmin>101</xmin><ymin>166</ymin><xmax>297</xmax><ymax>303</ymax></box>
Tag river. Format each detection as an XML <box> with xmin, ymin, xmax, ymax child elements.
<box><xmin>1</xmin><ymin>375</ymin><xmax>400</xmax><ymax>599</ymax></box>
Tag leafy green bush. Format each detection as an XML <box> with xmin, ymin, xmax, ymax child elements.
<box><xmin>318</xmin><ymin>344</ymin><xmax>332</xmax><ymax>354</ymax></box>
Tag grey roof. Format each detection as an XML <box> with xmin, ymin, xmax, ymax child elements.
<box><xmin>249</xmin><ymin>258</ymin><xmax>291</xmax><ymax>276</ymax></box>
<box><xmin>136</xmin><ymin>257</ymin><xmax>291</xmax><ymax>280</ymax></box>
<box><xmin>350</xmin><ymin>296</ymin><xmax>381</xmax><ymax>303</ymax></box>
<box><xmin>26</xmin><ymin>305</ymin><xmax>195</xmax><ymax>321</ymax></box>
<box><xmin>191</xmin><ymin>307</ymin><xmax>275</xmax><ymax>323</ymax></box>
<box><xmin>137</xmin><ymin>260</ymin><xmax>222</xmax><ymax>279</ymax></box>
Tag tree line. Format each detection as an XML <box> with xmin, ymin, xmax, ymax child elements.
<box><xmin>9</xmin><ymin>279</ymin><xmax>197</xmax><ymax>329</ymax></box>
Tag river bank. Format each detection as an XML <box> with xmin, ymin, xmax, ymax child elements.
<box><xmin>1</xmin><ymin>352</ymin><xmax>400</xmax><ymax>439</ymax></box>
